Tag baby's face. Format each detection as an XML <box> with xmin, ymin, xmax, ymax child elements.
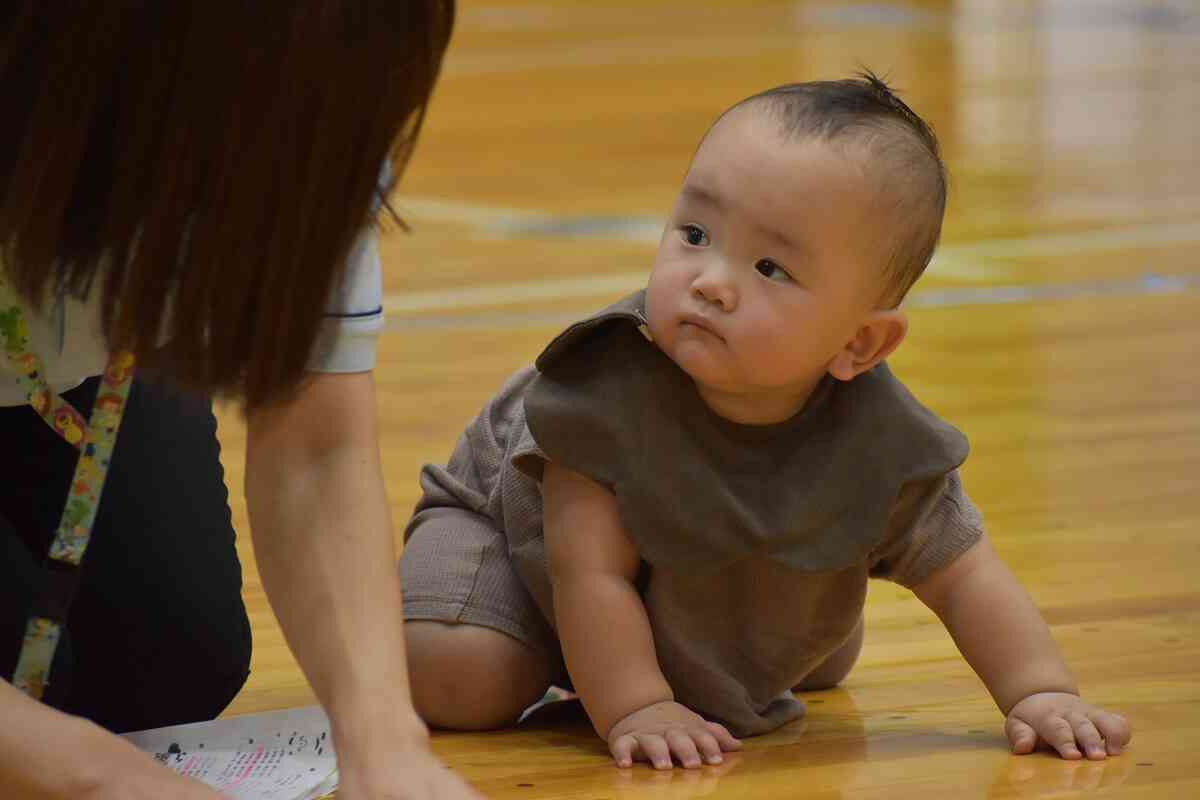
<box><xmin>645</xmin><ymin>108</ymin><xmax>887</xmax><ymax>423</ymax></box>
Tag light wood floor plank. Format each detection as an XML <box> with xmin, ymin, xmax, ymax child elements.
<box><xmin>216</xmin><ymin>2</ymin><xmax>1200</xmax><ymax>796</ymax></box>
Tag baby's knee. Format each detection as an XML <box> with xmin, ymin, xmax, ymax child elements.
<box><xmin>794</xmin><ymin>618</ymin><xmax>865</xmax><ymax>692</ymax></box>
<box><xmin>405</xmin><ymin>621</ymin><xmax>552</xmax><ymax>730</ymax></box>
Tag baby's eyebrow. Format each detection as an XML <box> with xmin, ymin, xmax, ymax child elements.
<box><xmin>755</xmin><ymin>221</ymin><xmax>810</xmax><ymax>261</ymax></box>
<box><xmin>681</xmin><ymin>183</ymin><xmax>810</xmax><ymax>261</ymax></box>
<box><xmin>681</xmin><ymin>184</ymin><xmax>724</xmax><ymax>211</ymax></box>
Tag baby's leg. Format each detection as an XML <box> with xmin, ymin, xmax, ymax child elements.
<box><xmin>400</xmin><ymin>506</ymin><xmax>559</xmax><ymax>730</ymax></box>
<box><xmin>405</xmin><ymin>621</ymin><xmax>552</xmax><ymax>730</ymax></box>
<box><xmin>793</xmin><ymin>615</ymin><xmax>865</xmax><ymax>692</ymax></box>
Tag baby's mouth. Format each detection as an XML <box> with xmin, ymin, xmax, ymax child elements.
<box><xmin>680</xmin><ymin>313</ymin><xmax>723</xmax><ymax>341</ymax></box>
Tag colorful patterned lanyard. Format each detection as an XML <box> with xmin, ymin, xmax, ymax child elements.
<box><xmin>0</xmin><ymin>272</ymin><xmax>136</xmax><ymax>700</ymax></box>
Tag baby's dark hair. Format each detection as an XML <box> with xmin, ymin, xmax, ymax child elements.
<box><xmin>729</xmin><ymin>72</ymin><xmax>946</xmax><ymax>307</ymax></box>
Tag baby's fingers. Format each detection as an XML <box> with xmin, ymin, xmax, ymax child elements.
<box><xmin>1036</xmin><ymin>715</ymin><xmax>1084</xmax><ymax>760</ymax></box>
<box><xmin>635</xmin><ymin>734</ymin><xmax>674</xmax><ymax>771</ymax></box>
<box><xmin>1091</xmin><ymin>711</ymin><xmax>1131</xmax><ymax>755</ymax></box>
<box><xmin>666</xmin><ymin>731</ymin><xmax>703</xmax><ymax>769</ymax></box>
<box><xmin>1066</xmin><ymin>713</ymin><xmax>1107</xmax><ymax>760</ymax></box>
<box><xmin>690</xmin><ymin>728</ymin><xmax>725</xmax><ymax>766</ymax></box>
<box><xmin>705</xmin><ymin>721</ymin><xmax>742</xmax><ymax>752</ymax></box>
<box><xmin>1005</xmin><ymin>716</ymin><xmax>1039</xmax><ymax>755</ymax></box>
<box><xmin>610</xmin><ymin>734</ymin><xmax>637</xmax><ymax>769</ymax></box>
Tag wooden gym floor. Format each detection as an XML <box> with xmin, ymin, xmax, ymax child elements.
<box><xmin>215</xmin><ymin>1</ymin><xmax>1200</xmax><ymax>797</ymax></box>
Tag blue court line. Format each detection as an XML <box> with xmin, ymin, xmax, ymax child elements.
<box><xmin>385</xmin><ymin>271</ymin><xmax>1200</xmax><ymax>332</ymax></box>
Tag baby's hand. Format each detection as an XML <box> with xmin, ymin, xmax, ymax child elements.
<box><xmin>607</xmin><ymin>700</ymin><xmax>741</xmax><ymax>770</ymax></box>
<box><xmin>1006</xmin><ymin>692</ymin><xmax>1131</xmax><ymax>760</ymax></box>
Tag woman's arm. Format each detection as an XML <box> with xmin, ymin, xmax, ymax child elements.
<box><xmin>914</xmin><ymin>534</ymin><xmax>1130</xmax><ymax>759</ymax></box>
<box><xmin>245</xmin><ymin>371</ymin><xmax>479</xmax><ymax>799</ymax></box>
<box><xmin>0</xmin><ymin>678</ymin><xmax>222</xmax><ymax>799</ymax></box>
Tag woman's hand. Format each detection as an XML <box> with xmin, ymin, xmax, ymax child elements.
<box><xmin>1006</xmin><ymin>692</ymin><xmax>1131</xmax><ymax>760</ymax></box>
<box><xmin>79</xmin><ymin>765</ymin><xmax>226</xmax><ymax>800</ymax></box>
<box><xmin>330</xmin><ymin>707</ymin><xmax>483</xmax><ymax>800</ymax></box>
<box><xmin>335</xmin><ymin>743</ymin><xmax>484</xmax><ymax>800</ymax></box>
<box><xmin>1</xmin><ymin>679</ymin><xmax>225</xmax><ymax>800</ymax></box>
<box><xmin>606</xmin><ymin>700</ymin><xmax>740</xmax><ymax>770</ymax></box>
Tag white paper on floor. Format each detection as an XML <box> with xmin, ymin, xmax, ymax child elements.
<box><xmin>121</xmin><ymin>705</ymin><xmax>338</xmax><ymax>800</ymax></box>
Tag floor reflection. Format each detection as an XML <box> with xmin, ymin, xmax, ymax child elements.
<box><xmin>988</xmin><ymin>749</ymin><xmax>1133</xmax><ymax>797</ymax></box>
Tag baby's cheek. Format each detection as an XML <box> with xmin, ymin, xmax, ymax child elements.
<box><xmin>743</xmin><ymin>325</ymin><xmax>793</xmax><ymax>365</ymax></box>
<box><xmin>671</xmin><ymin>338</ymin><xmax>724</xmax><ymax>379</ymax></box>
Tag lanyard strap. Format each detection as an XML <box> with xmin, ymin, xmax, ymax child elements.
<box><xmin>0</xmin><ymin>273</ymin><xmax>136</xmax><ymax>699</ymax></box>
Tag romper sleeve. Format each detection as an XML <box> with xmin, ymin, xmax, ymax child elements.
<box><xmin>868</xmin><ymin>469</ymin><xmax>985</xmax><ymax>588</ymax></box>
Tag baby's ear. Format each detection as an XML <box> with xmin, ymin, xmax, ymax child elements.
<box><xmin>828</xmin><ymin>309</ymin><xmax>908</xmax><ymax>382</ymax></box>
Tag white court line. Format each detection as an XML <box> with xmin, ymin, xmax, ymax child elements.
<box><xmin>384</xmin><ymin>273</ymin><xmax>647</xmax><ymax>313</ymax></box>
<box><xmin>397</xmin><ymin>197</ymin><xmax>551</xmax><ymax>229</ymax></box>
<box><xmin>399</xmin><ymin>194</ymin><xmax>1200</xmax><ymax>257</ymax></box>
<box><xmin>394</xmin><ymin>197</ymin><xmax>995</xmax><ymax>282</ymax></box>
<box><xmin>386</xmin><ymin>200</ymin><xmax>1200</xmax><ymax>314</ymax></box>
<box><xmin>387</xmin><ymin>273</ymin><xmax>1200</xmax><ymax>331</ymax></box>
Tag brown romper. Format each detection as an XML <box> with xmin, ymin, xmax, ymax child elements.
<box><xmin>400</xmin><ymin>291</ymin><xmax>983</xmax><ymax>736</ymax></box>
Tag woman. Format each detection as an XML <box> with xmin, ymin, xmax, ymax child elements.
<box><xmin>1</xmin><ymin>3</ymin><xmax>479</xmax><ymax>798</ymax></box>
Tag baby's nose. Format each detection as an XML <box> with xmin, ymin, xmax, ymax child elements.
<box><xmin>692</xmin><ymin>271</ymin><xmax>737</xmax><ymax>311</ymax></box>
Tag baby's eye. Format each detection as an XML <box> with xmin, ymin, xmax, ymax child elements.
<box><xmin>755</xmin><ymin>258</ymin><xmax>792</xmax><ymax>283</ymax></box>
<box><xmin>680</xmin><ymin>224</ymin><xmax>709</xmax><ymax>247</ymax></box>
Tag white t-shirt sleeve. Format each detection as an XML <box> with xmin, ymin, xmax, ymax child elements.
<box><xmin>306</xmin><ymin>228</ymin><xmax>385</xmax><ymax>373</ymax></box>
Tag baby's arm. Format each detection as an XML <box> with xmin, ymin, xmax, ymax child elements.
<box><xmin>913</xmin><ymin>534</ymin><xmax>1131</xmax><ymax>759</ymax></box>
<box><xmin>542</xmin><ymin>461</ymin><xmax>739</xmax><ymax>769</ymax></box>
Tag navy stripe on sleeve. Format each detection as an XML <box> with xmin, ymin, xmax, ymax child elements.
<box><xmin>322</xmin><ymin>306</ymin><xmax>384</xmax><ymax>320</ymax></box>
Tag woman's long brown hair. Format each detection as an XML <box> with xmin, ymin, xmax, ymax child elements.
<box><xmin>0</xmin><ymin>1</ymin><xmax>454</xmax><ymax>410</ymax></box>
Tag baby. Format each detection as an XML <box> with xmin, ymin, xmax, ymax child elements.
<box><xmin>398</xmin><ymin>74</ymin><xmax>1132</xmax><ymax>770</ymax></box>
